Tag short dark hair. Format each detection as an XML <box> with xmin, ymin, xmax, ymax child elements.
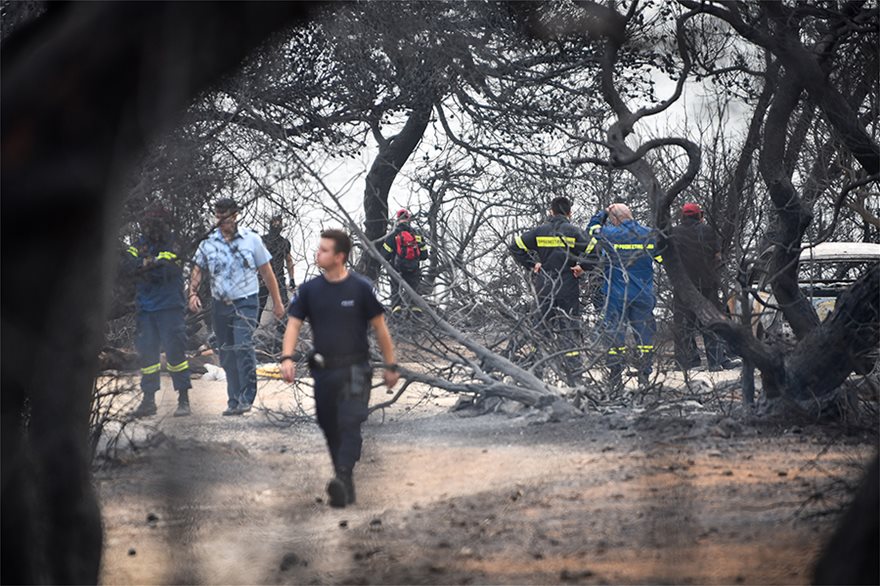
<box><xmin>214</xmin><ymin>197</ymin><xmax>239</xmax><ymax>213</ymax></box>
<box><xmin>550</xmin><ymin>196</ymin><xmax>572</xmax><ymax>216</ymax></box>
<box><xmin>320</xmin><ymin>229</ymin><xmax>352</xmax><ymax>260</ymax></box>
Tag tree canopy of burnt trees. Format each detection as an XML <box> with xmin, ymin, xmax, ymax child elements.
<box><xmin>107</xmin><ymin>0</ymin><xmax>878</xmax><ymax>407</ymax></box>
<box><xmin>183</xmin><ymin>1</ymin><xmax>644</xmax><ymax>274</ymax></box>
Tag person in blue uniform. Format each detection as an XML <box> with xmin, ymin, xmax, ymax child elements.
<box><xmin>586</xmin><ymin>203</ymin><xmax>661</xmax><ymax>388</ymax></box>
<box><xmin>125</xmin><ymin>207</ymin><xmax>192</xmax><ymax>417</ymax></box>
<box><xmin>280</xmin><ymin>229</ymin><xmax>399</xmax><ymax>508</ymax></box>
<box><xmin>509</xmin><ymin>196</ymin><xmax>594</xmax><ymax>386</ymax></box>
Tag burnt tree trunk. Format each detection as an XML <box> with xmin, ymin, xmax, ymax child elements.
<box><xmin>812</xmin><ymin>454</ymin><xmax>879</xmax><ymax>586</ymax></box>
<box><xmin>759</xmin><ymin>69</ymin><xmax>822</xmax><ymax>340</ymax></box>
<box><xmin>359</xmin><ymin>102</ymin><xmax>432</xmax><ymax>280</ymax></box>
<box><xmin>718</xmin><ymin>57</ymin><xmax>776</xmax><ymax>259</ymax></box>
<box><xmin>784</xmin><ymin>263</ymin><xmax>880</xmax><ymax>401</ymax></box>
<box><xmin>1</xmin><ymin>3</ymin><xmax>315</xmax><ymax>582</ymax></box>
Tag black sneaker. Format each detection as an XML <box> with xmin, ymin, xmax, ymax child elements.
<box><xmin>173</xmin><ymin>402</ymin><xmax>191</xmax><ymax>417</ymax></box>
<box><xmin>131</xmin><ymin>401</ymin><xmax>157</xmax><ymax>418</ymax></box>
<box><xmin>222</xmin><ymin>406</ymin><xmax>241</xmax><ymax>416</ymax></box>
<box><xmin>235</xmin><ymin>402</ymin><xmax>252</xmax><ymax>414</ymax></box>
<box><xmin>326</xmin><ymin>477</ymin><xmax>348</xmax><ymax>508</ymax></box>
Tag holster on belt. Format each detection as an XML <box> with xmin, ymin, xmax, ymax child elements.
<box><xmin>307</xmin><ymin>351</ymin><xmax>371</xmax><ymax>400</ymax></box>
<box><xmin>307</xmin><ymin>351</ymin><xmax>368</xmax><ymax>370</ymax></box>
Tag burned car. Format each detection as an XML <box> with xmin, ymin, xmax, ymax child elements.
<box><xmin>732</xmin><ymin>242</ymin><xmax>880</xmax><ymax>349</ymax></box>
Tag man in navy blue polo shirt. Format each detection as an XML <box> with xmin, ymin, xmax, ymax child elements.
<box><xmin>189</xmin><ymin>198</ymin><xmax>285</xmax><ymax>415</ymax></box>
<box><xmin>280</xmin><ymin>229</ymin><xmax>399</xmax><ymax>508</ymax></box>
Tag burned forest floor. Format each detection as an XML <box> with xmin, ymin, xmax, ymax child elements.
<box><xmin>95</xmin><ymin>369</ymin><xmax>878</xmax><ymax>585</ymax></box>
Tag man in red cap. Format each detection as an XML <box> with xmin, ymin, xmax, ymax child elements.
<box><xmin>670</xmin><ymin>202</ymin><xmax>741</xmax><ymax>371</ymax></box>
<box><xmin>380</xmin><ymin>209</ymin><xmax>429</xmax><ymax>315</ymax></box>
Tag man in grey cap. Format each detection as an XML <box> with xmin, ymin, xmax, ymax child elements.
<box><xmin>189</xmin><ymin>198</ymin><xmax>285</xmax><ymax>415</ymax></box>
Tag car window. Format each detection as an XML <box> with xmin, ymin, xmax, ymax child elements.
<box><xmin>799</xmin><ymin>260</ymin><xmax>874</xmax><ymax>284</ymax></box>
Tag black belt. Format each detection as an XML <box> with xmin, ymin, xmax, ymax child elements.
<box><xmin>308</xmin><ymin>352</ymin><xmax>369</xmax><ymax>370</ymax></box>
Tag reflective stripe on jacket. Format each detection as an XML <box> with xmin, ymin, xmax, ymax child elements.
<box><xmin>591</xmin><ymin>219</ymin><xmax>661</xmax><ymax>301</ymax></box>
<box><xmin>125</xmin><ymin>236</ymin><xmax>186</xmax><ymax>312</ymax></box>
<box><xmin>509</xmin><ymin>215</ymin><xmax>591</xmax><ymax>301</ymax></box>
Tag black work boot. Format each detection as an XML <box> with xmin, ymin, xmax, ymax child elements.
<box><xmin>326</xmin><ymin>476</ymin><xmax>348</xmax><ymax>508</ymax></box>
<box><xmin>173</xmin><ymin>389</ymin><xmax>191</xmax><ymax>417</ymax></box>
<box><xmin>132</xmin><ymin>396</ymin><xmax>157</xmax><ymax>418</ymax></box>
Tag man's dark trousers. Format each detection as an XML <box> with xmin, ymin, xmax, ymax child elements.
<box><xmin>389</xmin><ymin>269</ymin><xmax>421</xmax><ymax>313</ymax></box>
<box><xmin>312</xmin><ymin>362</ymin><xmax>372</xmax><ymax>473</ymax></box>
<box><xmin>672</xmin><ymin>288</ymin><xmax>725</xmax><ymax>367</ymax></box>
<box><xmin>212</xmin><ymin>294</ymin><xmax>259</xmax><ymax>409</ymax></box>
<box><xmin>535</xmin><ymin>287</ymin><xmax>583</xmax><ymax>382</ymax></box>
<box><xmin>136</xmin><ymin>307</ymin><xmax>191</xmax><ymax>399</ymax></box>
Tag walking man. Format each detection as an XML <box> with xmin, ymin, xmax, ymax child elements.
<box><xmin>281</xmin><ymin>229</ymin><xmax>399</xmax><ymax>508</ymax></box>
<box><xmin>587</xmin><ymin>203</ymin><xmax>661</xmax><ymax>388</ymax></box>
<box><xmin>509</xmin><ymin>196</ymin><xmax>592</xmax><ymax>386</ymax></box>
<box><xmin>380</xmin><ymin>209</ymin><xmax>428</xmax><ymax>315</ymax></box>
<box><xmin>259</xmin><ymin>213</ymin><xmax>296</xmax><ymax>351</ymax></box>
<box><xmin>670</xmin><ymin>202</ymin><xmax>741</xmax><ymax>371</ymax></box>
<box><xmin>189</xmin><ymin>198</ymin><xmax>285</xmax><ymax>415</ymax></box>
<box><xmin>126</xmin><ymin>206</ymin><xmax>192</xmax><ymax>417</ymax></box>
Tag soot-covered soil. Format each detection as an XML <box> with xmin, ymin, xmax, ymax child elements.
<box><xmin>95</xmin><ymin>376</ymin><xmax>876</xmax><ymax>584</ymax></box>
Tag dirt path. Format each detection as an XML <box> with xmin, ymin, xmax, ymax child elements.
<box><xmin>96</xmin><ymin>375</ymin><xmax>876</xmax><ymax>584</ymax></box>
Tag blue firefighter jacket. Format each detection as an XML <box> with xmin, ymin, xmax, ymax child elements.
<box><xmin>124</xmin><ymin>237</ymin><xmax>186</xmax><ymax>312</ymax></box>
<box><xmin>586</xmin><ymin>214</ymin><xmax>661</xmax><ymax>303</ymax></box>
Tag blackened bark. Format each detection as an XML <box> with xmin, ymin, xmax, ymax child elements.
<box><xmin>1</xmin><ymin>3</ymin><xmax>315</xmax><ymax>583</ymax></box>
<box><xmin>759</xmin><ymin>70</ymin><xmax>821</xmax><ymax>340</ymax></box>
<box><xmin>763</xmin><ymin>2</ymin><xmax>880</xmax><ymax>176</ymax></box>
<box><xmin>813</xmin><ymin>454</ymin><xmax>879</xmax><ymax>585</ymax></box>
<box><xmin>360</xmin><ymin>102</ymin><xmax>432</xmax><ymax>280</ymax></box>
<box><xmin>718</xmin><ymin>57</ymin><xmax>776</xmax><ymax>258</ymax></box>
<box><xmin>784</xmin><ymin>263</ymin><xmax>880</xmax><ymax>401</ymax></box>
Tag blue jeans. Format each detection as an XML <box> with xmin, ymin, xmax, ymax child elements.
<box><xmin>135</xmin><ymin>307</ymin><xmax>191</xmax><ymax>397</ymax></box>
<box><xmin>212</xmin><ymin>294</ymin><xmax>259</xmax><ymax>409</ymax></box>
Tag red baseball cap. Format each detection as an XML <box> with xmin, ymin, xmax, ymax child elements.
<box><xmin>681</xmin><ymin>202</ymin><xmax>702</xmax><ymax>217</ymax></box>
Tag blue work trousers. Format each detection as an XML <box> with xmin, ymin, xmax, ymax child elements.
<box><xmin>604</xmin><ymin>291</ymin><xmax>656</xmax><ymax>375</ymax></box>
<box><xmin>212</xmin><ymin>294</ymin><xmax>259</xmax><ymax>409</ymax></box>
<box><xmin>136</xmin><ymin>307</ymin><xmax>191</xmax><ymax>396</ymax></box>
<box><xmin>312</xmin><ymin>363</ymin><xmax>372</xmax><ymax>472</ymax></box>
